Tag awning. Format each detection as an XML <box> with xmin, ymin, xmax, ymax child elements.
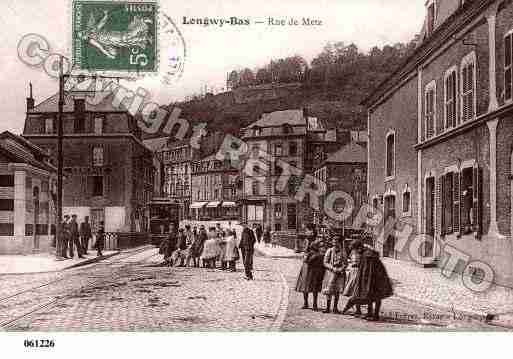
<box><xmin>222</xmin><ymin>201</ymin><xmax>237</xmax><ymax>207</ymax></box>
<box><xmin>206</xmin><ymin>201</ymin><xmax>221</xmax><ymax>208</ymax></box>
<box><xmin>190</xmin><ymin>202</ymin><xmax>208</xmax><ymax>209</ymax></box>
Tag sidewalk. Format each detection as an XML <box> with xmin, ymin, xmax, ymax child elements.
<box><xmin>256</xmin><ymin>243</ymin><xmax>513</xmax><ymax>326</ymax></box>
<box><xmin>382</xmin><ymin>258</ymin><xmax>513</xmax><ymax>326</ymax></box>
<box><xmin>0</xmin><ymin>250</ymin><xmax>119</xmax><ymax>275</ymax></box>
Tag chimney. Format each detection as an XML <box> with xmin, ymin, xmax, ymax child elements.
<box><xmin>26</xmin><ymin>82</ymin><xmax>34</xmax><ymax>111</ymax></box>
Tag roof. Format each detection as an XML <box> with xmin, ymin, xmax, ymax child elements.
<box><xmin>362</xmin><ymin>0</ymin><xmax>490</xmax><ymax>108</ymax></box>
<box><xmin>248</xmin><ymin>109</ymin><xmax>305</xmax><ymax>128</ymax></box>
<box><xmin>0</xmin><ymin>131</ymin><xmax>56</xmax><ymax>173</ymax></box>
<box><xmin>323</xmin><ymin>143</ymin><xmax>367</xmax><ymax>165</ymax></box>
<box><xmin>143</xmin><ymin>137</ymin><xmax>169</xmax><ymax>152</ymax></box>
<box><xmin>29</xmin><ymin>91</ymin><xmax>130</xmax><ymax>113</ymax></box>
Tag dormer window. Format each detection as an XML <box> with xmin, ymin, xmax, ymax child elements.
<box><xmin>94</xmin><ymin>117</ymin><xmax>104</xmax><ymax>134</ymax></box>
<box><xmin>427</xmin><ymin>0</ymin><xmax>436</xmax><ymax>36</ymax></box>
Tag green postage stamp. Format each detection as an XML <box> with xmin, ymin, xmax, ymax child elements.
<box><xmin>72</xmin><ymin>0</ymin><xmax>158</xmax><ymax>73</ymax></box>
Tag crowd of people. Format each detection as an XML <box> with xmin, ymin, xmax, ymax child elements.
<box><xmin>159</xmin><ymin>222</ymin><xmax>260</xmax><ymax>280</ymax></box>
<box><xmin>57</xmin><ymin>215</ymin><xmax>105</xmax><ymax>259</ymax></box>
<box><xmin>295</xmin><ymin>229</ymin><xmax>393</xmax><ymax>321</ymax></box>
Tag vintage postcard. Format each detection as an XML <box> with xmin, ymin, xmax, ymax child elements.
<box><xmin>0</xmin><ymin>0</ymin><xmax>512</xmax><ymax>356</ymax></box>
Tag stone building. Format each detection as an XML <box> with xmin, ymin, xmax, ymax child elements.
<box><xmin>0</xmin><ymin>131</ymin><xmax>57</xmax><ymax>254</ymax></box>
<box><xmin>364</xmin><ymin>0</ymin><xmax>513</xmax><ymax>286</ymax></box>
<box><xmin>313</xmin><ymin>142</ymin><xmax>367</xmax><ymax>228</ymax></box>
<box><xmin>240</xmin><ymin>109</ymin><xmax>343</xmax><ymax>232</ymax></box>
<box><xmin>189</xmin><ymin>153</ymin><xmax>240</xmax><ymax>221</ymax></box>
<box><xmin>23</xmin><ymin>88</ymin><xmax>154</xmax><ymax>236</ymax></box>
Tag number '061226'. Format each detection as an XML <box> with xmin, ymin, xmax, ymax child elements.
<box><xmin>24</xmin><ymin>339</ymin><xmax>55</xmax><ymax>348</ymax></box>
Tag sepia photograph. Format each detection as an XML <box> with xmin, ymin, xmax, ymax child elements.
<box><xmin>0</xmin><ymin>0</ymin><xmax>512</xmax><ymax>356</ymax></box>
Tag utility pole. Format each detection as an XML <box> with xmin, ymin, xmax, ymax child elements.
<box><xmin>56</xmin><ymin>56</ymin><xmax>64</xmax><ymax>260</ymax></box>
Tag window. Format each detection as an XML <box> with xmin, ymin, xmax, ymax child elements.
<box><xmin>287</xmin><ymin>203</ymin><xmax>297</xmax><ymax>230</ymax></box>
<box><xmin>426</xmin><ymin>1</ymin><xmax>436</xmax><ymax>35</ymax></box>
<box><xmin>252</xmin><ymin>180</ymin><xmax>260</xmax><ymax>196</ymax></box>
<box><xmin>0</xmin><ymin>199</ymin><xmax>14</xmax><ymax>211</ymax></box>
<box><xmin>275</xmin><ymin>143</ymin><xmax>283</xmax><ymax>156</ymax></box>
<box><xmin>461</xmin><ymin>52</ymin><xmax>476</xmax><ymax>122</ymax></box>
<box><xmin>386</xmin><ymin>132</ymin><xmax>395</xmax><ymax>178</ymax></box>
<box><xmin>289</xmin><ymin>141</ymin><xmax>297</xmax><ymax>156</ymax></box>
<box><xmin>274</xmin><ymin>162</ymin><xmax>283</xmax><ymax>176</ymax></box>
<box><xmin>505</xmin><ymin>31</ymin><xmax>512</xmax><ymax>102</ymax></box>
<box><xmin>91</xmin><ymin>176</ymin><xmax>103</xmax><ymax>196</ymax></box>
<box><xmin>442</xmin><ymin>172</ymin><xmax>454</xmax><ymax>234</ymax></box>
<box><xmin>459</xmin><ymin>165</ymin><xmax>482</xmax><ymax>237</ymax></box>
<box><xmin>92</xmin><ymin>147</ymin><xmax>103</xmax><ymax>167</ymax></box>
<box><xmin>402</xmin><ymin>190</ymin><xmax>411</xmax><ymax>215</ymax></box>
<box><xmin>0</xmin><ymin>175</ymin><xmax>14</xmax><ymax>187</ymax></box>
<box><xmin>444</xmin><ymin>68</ymin><xmax>457</xmax><ymax>129</ymax></box>
<box><xmin>45</xmin><ymin>117</ymin><xmax>54</xmax><ymax>134</ymax></box>
<box><xmin>274</xmin><ymin>223</ymin><xmax>282</xmax><ymax>231</ymax></box>
<box><xmin>94</xmin><ymin>117</ymin><xmax>104</xmax><ymax>134</ymax></box>
<box><xmin>372</xmin><ymin>197</ymin><xmax>379</xmax><ymax>210</ymax></box>
<box><xmin>274</xmin><ymin>203</ymin><xmax>282</xmax><ymax>218</ymax></box>
<box><xmin>425</xmin><ymin>81</ymin><xmax>436</xmax><ymax>139</ymax></box>
<box><xmin>424</xmin><ymin>177</ymin><xmax>435</xmax><ymax>236</ymax></box>
<box><xmin>275</xmin><ymin>180</ymin><xmax>284</xmax><ymax>195</ymax></box>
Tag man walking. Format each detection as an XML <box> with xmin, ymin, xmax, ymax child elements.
<box><xmin>61</xmin><ymin>215</ymin><xmax>71</xmax><ymax>259</ymax></box>
<box><xmin>80</xmin><ymin>216</ymin><xmax>92</xmax><ymax>255</ymax></box>
<box><xmin>240</xmin><ymin>222</ymin><xmax>257</xmax><ymax>280</ymax></box>
<box><xmin>95</xmin><ymin>221</ymin><xmax>105</xmax><ymax>257</ymax></box>
<box><xmin>69</xmin><ymin>214</ymin><xmax>83</xmax><ymax>258</ymax></box>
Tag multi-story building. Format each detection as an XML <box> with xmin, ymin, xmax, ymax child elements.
<box><xmin>23</xmin><ymin>87</ymin><xmax>154</xmax><ymax>236</ymax></box>
<box><xmin>313</xmin><ymin>142</ymin><xmax>367</xmax><ymax>228</ymax></box>
<box><xmin>240</xmin><ymin>109</ymin><xmax>343</xmax><ymax>232</ymax></box>
<box><xmin>189</xmin><ymin>153</ymin><xmax>241</xmax><ymax>221</ymax></box>
<box><xmin>0</xmin><ymin>131</ymin><xmax>57</xmax><ymax>254</ymax></box>
<box><xmin>364</xmin><ymin>0</ymin><xmax>513</xmax><ymax>286</ymax></box>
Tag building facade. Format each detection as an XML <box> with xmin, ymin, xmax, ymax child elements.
<box><xmin>365</xmin><ymin>0</ymin><xmax>513</xmax><ymax>286</ymax></box>
<box><xmin>240</xmin><ymin>109</ymin><xmax>344</xmax><ymax>232</ymax></box>
<box><xmin>0</xmin><ymin>132</ymin><xmax>57</xmax><ymax>254</ymax></box>
<box><xmin>313</xmin><ymin>142</ymin><xmax>367</xmax><ymax>229</ymax></box>
<box><xmin>23</xmin><ymin>88</ymin><xmax>154</xmax><ymax>236</ymax></box>
<box><xmin>190</xmin><ymin>154</ymin><xmax>241</xmax><ymax>221</ymax></box>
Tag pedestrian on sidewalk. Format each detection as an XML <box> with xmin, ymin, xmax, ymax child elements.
<box><xmin>322</xmin><ymin>237</ymin><xmax>348</xmax><ymax>314</ymax></box>
<box><xmin>198</xmin><ymin>225</ymin><xmax>208</xmax><ymax>267</ymax></box>
<box><xmin>80</xmin><ymin>216</ymin><xmax>92</xmax><ymax>255</ymax></box>
<box><xmin>164</xmin><ymin>224</ymin><xmax>178</xmax><ymax>266</ymax></box>
<box><xmin>341</xmin><ymin>245</ymin><xmax>393</xmax><ymax>321</ymax></box>
<box><xmin>201</xmin><ymin>227</ymin><xmax>219</xmax><ymax>268</ymax></box>
<box><xmin>189</xmin><ymin>227</ymin><xmax>202</xmax><ymax>267</ymax></box>
<box><xmin>263</xmin><ymin>226</ymin><xmax>271</xmax><ymax>247</ymax></box>
<box><xmin>295</xmin><ymin>238</ymin><xmax>325</xmax><ymax>311</ymax></box>
<box><xmin>240</xmin><ymin>222</ymin><xmax>256</xmax><ymax>280</ymax></box>
<box><xmin>341</xmin><ymin>240</ymin><xmax>364</xmax><ymax>316</ymax></box>
<box><xmin>184</xmin><ymin>225</ymin><xmax>195</xmax><ymax>267</ymax></box>
<box><xmin>94</xmin><ymin>221</ymin><xmax>105</xmax><ymax>257</ymax></box>
<box><xmin>60</xmin><ymin>216</ymin><xmax>70</xmax><ymax>259</ymax></box>
<box><xmin>223</xmin><ymin>229</ymin><xmax>239</xmax><ymax>272</ymax></box>
<box><xmin>69</xmin><ymin>215</ymin><xmax>84</xmax><ymax>258</ymax></box>
<box><xmin>218</xmin><ymin>230</ymin><xmax>227</xmax><ymax>270</ymax></box>
<box><xmin>255</xmin><ymin>224</ymin><xmax>263</xmax><ymax>244</ymax></box>
<box><xmin>172</xmin><ymin>228</ymin><xmax>187</xmax><ymax>267</ymax></box>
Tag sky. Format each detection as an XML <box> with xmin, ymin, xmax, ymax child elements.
<box><xmin>0</xmin><ymin>0</ymin><xmax>425</xmax><ymax>134</ymax></box>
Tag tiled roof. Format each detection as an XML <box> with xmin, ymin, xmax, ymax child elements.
<box><xmin>0</xmin><ymin>131</ymin><xmax>56</xmax><ymax>173</ymax></box>
<box><xmin>248</xmin><ymin>109</ymin><xmax>305</xmax><ymax>128</ymax></box>
<box><xmin>29</xmin><ymin>91</ymin><xmax>130</xmax><ymax>113</ymax></box>
<box><xmin>324</xmin><ymin>142</ymin><xmax>367</xmax><ymax>165</ymax></box>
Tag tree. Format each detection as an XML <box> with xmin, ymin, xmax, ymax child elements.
<box><xmin>239</xmin><ymin>68</ymin><xmax>255</xmax><ymax>86</ymax></box>
<box><xmin>227</xmin><ymin>70</ymin><xmax>240</xmax><ymax>89</ymax></box>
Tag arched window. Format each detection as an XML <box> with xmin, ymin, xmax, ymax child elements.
<box><xmin>385</xmin><ymin>131</ymin><xmax>395</xmax><ymax>178</ymax></box>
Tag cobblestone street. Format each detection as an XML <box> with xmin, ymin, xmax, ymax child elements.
<box><xmin>0</xmin><ymin>247</ymin><xmax>509</xmax><ymax>331</ymax></box>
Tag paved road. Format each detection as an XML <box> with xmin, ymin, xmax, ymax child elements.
<box><xmin>0</xmin><ymin>247</ymin><xmax>507</xmax><ymax>331</ymax></box>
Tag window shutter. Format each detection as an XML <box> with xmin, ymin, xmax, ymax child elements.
<box><xmin>453</xmin><ymin>171</ymin><xmax>461</xmax><ymax>237</ymax></box>
<box><xmin>473</xmin><ymin>165</ymin><xmax>483</xmax><ymax>239</ymax></box>
<box><xmin>436</xmin><ymin>177</ymin><xmax>443</xmax><ymax>236</ymax></box>
<box><xmin>445</xmin><ymin>173</ymin><xmax>453</xmax><ymax>234</ymax></box>
<box><xmin>506</xmin><ymin>34</ymin><xmax>512</xmax><ymax>101</ymax></box>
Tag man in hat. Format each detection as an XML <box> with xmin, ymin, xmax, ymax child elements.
<box><xmin>69</xmin><ymin>214</ymin><xmax>83</xmax><ymax>258</ymax></box>
<box><xmin>80</xmin><ymin>216</ymin><xmax>92</xmax><ymax>255</ymax></box>
<box><xmin>239</xmin><ymin>222</ymin><xmax>257</xmax><ymax>280</ymax></box>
